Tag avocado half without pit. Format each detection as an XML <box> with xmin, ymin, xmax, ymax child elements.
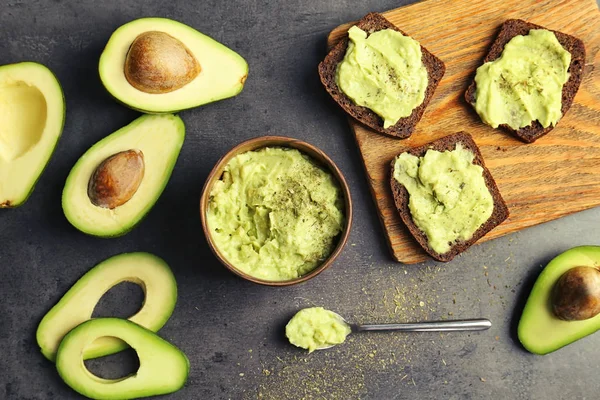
<box><xmin>99</xmin><ymin>17</ymin><xmax>248</xmax><ymax>113</ymax></box>
<box><xmin>0</xmin><ymin>62</ymin><xmax>65</xmax><ymax>207</ymax></box>
<box><xmin>518</xmin><ymin>246</ymin><xmax>600</xmax><ymax>354</ymax></box>
<box><xmin>62</xmin><ymin>114</ymin><xmax>184</xmax><ymax>237</ymax></box>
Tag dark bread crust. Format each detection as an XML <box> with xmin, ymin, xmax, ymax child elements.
<box><xmin>319</xmin><ymin>12</ymin><xmax>446</xmax><ymax>139</ymax></box>
<box><xmin>390</xmin><ymin>132</ymin><xmax>509</xmax><ymax>262</ymax></box>
<box><xmin>465</xmin><ymin>19</ymin><xmax>586</xmax><ymax>143</ymax></box>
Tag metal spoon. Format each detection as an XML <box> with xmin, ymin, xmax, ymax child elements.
<box><xmin>318</xmin><ymin>312</ymin><xmax>492</xmax><ymax>350</ymax></box>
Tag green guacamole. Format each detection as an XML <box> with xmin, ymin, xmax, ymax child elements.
<box><xmin>286</xmin><ymin>307</ymin><xmax>351</xmax><ymax>353</ymax></box>
<box><xmin>207</xmin><ymin>147</ymin><xmax>344</xmax><ymax>281</ymax></box>
<box><xmin>393</xmin><ymin>143</ymin><xmax>494</xmax><ymax>254</ymax></box>
<box><xmin>335</xmin><ymin>26</ymin><xmax>428</xmax><ymax>129</ymax></box>
<box><xmin>474</xmin><ymin>29</ymin><xmax>571</xmax><ymax>130</ymax></box>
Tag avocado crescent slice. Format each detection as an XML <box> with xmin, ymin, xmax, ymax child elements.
<box><xmin>518</xmin><ymin>246</ymin><xmax>600</xmax><ymax>354</ymax></box>
<box><xmin>62</xmin><ymin>114</ymin><xmax>184</xmax><ymax>237</ymax></box>
<box><xmin>37</xmin><ymin>252</ymin><xmax>177</xmax><ymax>361</ymax></box>
<box><xmin>99</xmin><ymin>17</ymin><xmax>248</xmax><ymax>113</ymax></box>
<box><xmin>56</xmin><ymin>318</ymin><xmax>189</xmax><ymax>400</ymax></box>
<box><xmin>0</xmin><ymin>62</ymin><xmax>66</xmax><ymax>207</ymax></box>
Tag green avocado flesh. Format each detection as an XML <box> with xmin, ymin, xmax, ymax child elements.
<box><xmin>474</xmin><ymin>29</ymin><xmax>571</xmax><ymax>130</ymax></box>
<box><xmin>56</xmin><ymin>318</ymin><xmax>189</xmax><ymax>400</ymax></box>
<box><xmin>37</xmin><ymin>252</ymin><xmax>177</xmax><ymax>361</ymax></box>
<box><xmin>62</xmin><ymin>114</ymin><xmax>184</xmax><ymax>237</ymax></box>
<box><xmin>393</xmin><ymin>143</ymin><xmax>493</xmax><ymax>254</ymax></box>
<box><xmin>335</xmin><ymin>26</ymin><xmax>428</xmax><ymax>129</ymax></box>
<box><xmin>0</xmin><ymin>62</ymin><xmax>65</xmax><ymax>207</ymax></box>
<box><xmin>207</xmin><ymin>147</ymin><xmax>345</xmax><ymax>281</ymax></box>
<box><xmin>286</xmin><ymin>307</ymin><xmax>351</xmax><ymax>353</ymax></box>
<box><xmin>99</xmin><ymin>17</ymin><xmax>248</xmax><ymax>113</ymax></box>
<box><xmin>518</xmin><ymin>246</ymin><xmax>600</xmax><ymax>355</ymax></box>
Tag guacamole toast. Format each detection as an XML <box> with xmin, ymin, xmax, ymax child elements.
<box><xmin>319</xmin><ymin>12</ymin><xmax>445</xmax><ymax>139</ymax></box>
<box><xmin>465</xmin><ymin>19</ymin><xmax>585</xmax><ymax>143</ymax></box>
<box><xmin>390</xmin><ymin>132</ymin><xmax>509</xmax><ymax>262</ymax></box>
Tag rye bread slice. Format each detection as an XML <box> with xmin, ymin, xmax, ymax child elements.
<box><xmin>319</xmin><ymin>12</ymin><xmax>446</xmax><ymax>139</ymax></box>
<box><xmin>390</xmin><ymin>132</ymin><xmax>509</xmax><ymax>262</ymax></box>
<box><xmin>465</xmin><ymin>19</ymin><xmax>586</xmax><ymax>143</ymax></box>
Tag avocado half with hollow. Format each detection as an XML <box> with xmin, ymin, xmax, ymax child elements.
<box><xmin>56</xmin><ymin>318</ymin><xmax>189</xmax><ymax>400</ymax></box>
<box><xmin>0</xmin><ymin>62</ymin><xmax>65</xmax><ymax>207</ymax></box>
<box><xmin>37</xmin><ymin>252</ymin><xmax>177</xmax><ymax>361</ymax></box>
<box><xmin>99</xmin><ymin>17</ymin><xmax>248</xmax><ymax>113</ymax></box>
<box><xmin>62</xmin><ymin>114</ymin><xmax>184</xmax><ymax>237</ymax></box>
<box><xmin>518</xmin><ymin>246</ymin><xmax>600</xmax><ymax>354</ymax></box>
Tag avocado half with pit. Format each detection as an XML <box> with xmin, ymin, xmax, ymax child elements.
<box><xmin>99</xmin><ymin>17</ymin><xmax>248</xmax><ymax>113</ymax></box>
<box><xmin>518</xmin><ymin>246</ymin><xmax>600</xmax><ymax>354</ymax></box>
<box><xmin>62</xmin><ymin>114</ymin><xmax>184</xmax><ymax>237</ymax></box>
<box><xmin>56</xmin><ymin>318</ymin><xmax>189</xmax><ymax>400</ymax></box>
<box><xmin>0</xmin><ymin>62</ymin><xmax>65</xmax><ymax>207</ymax></box>
<box><xmin>37</xmin><ymin>252</ymin><xmax>177</xmax><ymax>361</ymax></box>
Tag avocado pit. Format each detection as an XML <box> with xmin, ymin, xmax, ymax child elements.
<box><xmin>88</xmin><ymin>150</ymin><xmax>145</xmax><ymax>209</ymax></box>
<box><xmin>124</xmin><ymin>31</ymin><xmax>201</xmax><ymax>94</ymax></box>
<box><xmin>552</xmin><ymin>266</ymin><xmax>600</xmax><ymax>321</ymax></box>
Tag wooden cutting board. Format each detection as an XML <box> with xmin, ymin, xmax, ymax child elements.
<box><xmin>327</xmin><ymin>0</ymin><xmax>600</xmax><ymax>264</ymax></box>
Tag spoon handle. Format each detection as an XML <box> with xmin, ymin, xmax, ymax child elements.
<box><xmin>354</xmin><ymin>318</ymin><xmax>491</xmax><ymax>332</ymax></box>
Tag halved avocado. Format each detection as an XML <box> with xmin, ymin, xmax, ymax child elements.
<box><xmin>518</xmin><ymin>246</ymin><xmax>600</xmax><ymax>354</ymax></box>
<box><xmin>0</xmin><ymin>62</ymin><xmax>65</xmax><ymax>207</ymax></box>
<box><xmin>62</xmin><ymin>114</ymin><xmax>184</xmax><ymax>237</ymax></box>
<box><xmin>56</xmin><ymin>318</ymin><xmax>189</xmax><ymax>400</ymax></box>
<box><xmin>37</xmin><ymin>252</ymin><xmax>177</xmax><ymax>361</ymax></box>
<box><xmin>99</xmin><ymin>17</ymin><xmax>248</xmax><ymax>113</ymax></box>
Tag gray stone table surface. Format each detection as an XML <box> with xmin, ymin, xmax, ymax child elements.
<box><xmin>1</xmin><ymin>0</ymin><xmax>600</xmax><ymax>399</ymax></box>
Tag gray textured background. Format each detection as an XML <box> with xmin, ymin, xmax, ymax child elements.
<box><xmin>1</xmin><ymin>0</ymin><xmax>600</xmax><ymax>399</ymax></box>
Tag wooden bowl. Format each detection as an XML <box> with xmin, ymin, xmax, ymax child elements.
<box><xmin>200</xmin><ymin>136</ymin><xmax>353</xmax><ymax>286</ymax></box>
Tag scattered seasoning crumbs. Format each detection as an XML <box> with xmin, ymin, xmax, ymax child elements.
<box><xmin>240</xmin><ymin>373</ymin><xmax>245</xmax><ymax>377</ymax></box>
<box><xmin>249</xmin><ymin>266</ymin><xmax>457</xmax><ymax>399</ymax></box>
<box><xmin>442</xmin><ymin>359</ymin><xmax>446</xmax><ymax>366</ymax></box>
<box><xmin>480</xmin><ymin>377</ymin><xmax>486</xmax><ymax>382</ymax></box>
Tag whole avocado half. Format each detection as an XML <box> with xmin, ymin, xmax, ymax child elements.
<box><xmin>0</xmin><ymin>62</ymin><xmax>66</xmax><ymax>208</ymax></box>
<box><xmin>62</xmin><ymin>114</ymin><xmax>185</xmax><ymax>238</ymax></box>
<box><xmin>518</xmin><ymin>246</ymin><xmax>600</xmax><ymax>354</ymax></box>
<box><xmin>98</xmin><ymin>17</ymin><xmax>248</xmax><ymax>113</ymax></box>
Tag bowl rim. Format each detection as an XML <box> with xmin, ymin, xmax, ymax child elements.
<box><xmin>199</xmin><ymin>135</ymin><xmax>353</xmax><ymax>286</ymax></box>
